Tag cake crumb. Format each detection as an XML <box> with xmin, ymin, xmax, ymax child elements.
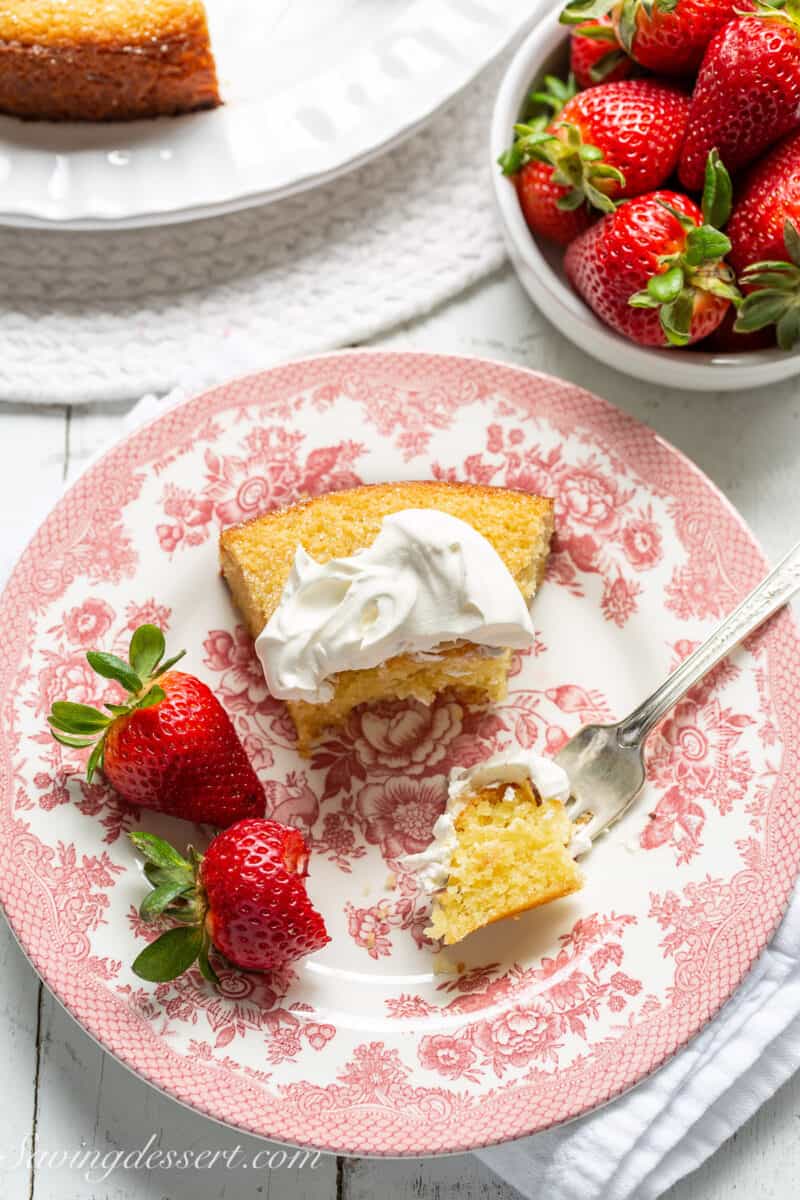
<box><xmin>433</xmin><ymin>954</ymin><xmax>459</xmax><ymax>976</ymax></box>
<box><xmin>385</xmin><ymin>871</ymin><xmax>397</xmax><ymax>890</ymax></box>
<box><xmin>364</xmin><ymin>933</ymin><xmax>375</xmax><ymax>949</ymax></box>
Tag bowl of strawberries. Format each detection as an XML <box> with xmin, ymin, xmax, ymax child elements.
<box><xmin>491</xmin><ymin>0</ymin><xmax>800</xmax><ymax>390</ymax></box>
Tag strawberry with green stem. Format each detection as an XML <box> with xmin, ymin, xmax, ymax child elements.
<box><xmin>561</xmin><ymin>0</ymin><xmax>738</xmax><ymax>75</ymax></box>
<box><xmin>130</xmin><ymin>820</ymin><xmax>330</xmax><ymax>984</ymax></box>
<box><xmin>48</xmin><ymin>623</ymin><xmax>265</xmax><ymax>827</ymax></box>
<box><xmin>678</xmin><ymin>0</ymin><xmax>800</xmax><ymax>190</ymax></box>
<box><xmin>570</xmin><ymin>15</ymin><xmax>634</xmax><ymax>87</ymax></box>
<box><xmin>565</xmin><ymin>150</ymin><xmax>740</xmax><ymax>346</ymax></box>
<box><xmin>735</xmin><ymin>219</ymin><xmax>800</xmax><ymax>349</ymax></box>
<box><xmin>501</xmin><ymin>78</ymin><xmax>690</xmax><ymax>245</ymax></box>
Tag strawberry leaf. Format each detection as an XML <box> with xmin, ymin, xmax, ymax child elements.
<box><xmin>560</xmin><ymin>0</ymin><xmax>616</xmax><ymax>24</ymax></box>
<box><xmin>784</xmin><ymin>218</ymin><xmax>800</xmax><ymax>266</ymax></box>
<box><xmin>86</xmin><ymin>738</ymin><xmax>105</xmax><ymax>784</ymax></box>
<box><xmin>589</xmin><ymin>48</ymin><xmax>629</xmax><ymax>82</ymax></box>
<box><xmin>647</xmin><ymin>266</ymin><xmax>684</xmax><ymax>304</ymax></box>
<box><xmin>86</xmin><ymin>651</ymin><xmax>142</xmax><ymax>695</ymax></box>
<box><xmin>50</xmin><ymin>730</ymin><xmax>96</xmax><ymax>749</ymax></box>
<box><xmin>129</xmin><ymin>831</ymin><xmax>192</xmax><ymax>871</ymax></box>
<box><xmin>132</xmin><ymin>926</ymin><xmax>203</xmax><ymax>982</ymax></box>
<box><xmin>129</xmin><ymin>624</ymin><xmax>165</xmax><ymax>681</ymax></box>
<box><xmin>684</xmin><ymin>225</ymin><xmax>731</xmax><ymax>267</ymax></box>
<box><xmin>48</xmin><ymin>701</ymin><xmax>110</xmax><ymax>733</ymax></box>
<box><xmin>155</xmin><ymin>651</ymin><xmax>186</xmax><ymax>677</ymax></box>
<box><xmin>578</xmin><ymin>23</ymin><xmax>619</xmax><ymax>40</ymax></box>
<box><xmin>777</xmin><ymin>305</ymin><xmax>800</xmax><ymax>349</ymax></box>
<box><xmin>198</xmin><ymin>935</ymin><xmax>220</xmax><ymax>986</ymax></box>
<box><xmin>140</xmin><ymin>879</ymin><xmax>194</xmax><ymax>921</ymax></box>
<box><xmin>660</xmin><ymin>288</ymin><xmax>695</xmax><ymax>347</ymax></box>
<box><xmin>134</xmin><ymin>685</ymin><xmax>165</xmax><ymax>712</ymax></box>
<box><xmin>701</xmin><ymin>150</ymin><xmax>733</xmax><ymax>230</ymax></box>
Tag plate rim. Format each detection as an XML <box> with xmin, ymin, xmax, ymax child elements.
<box><xmin>1</xmin><ymin>349</ymin><xmax>799</xmax><ymax>1155</ymax></box>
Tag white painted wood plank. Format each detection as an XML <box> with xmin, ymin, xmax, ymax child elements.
<box><xmin>0</xmin><ymin>403</ymin><xmax>67</xmax><ymax>1200</ymax></box>
<box><xmin>32</xmin><ymin>990</ymin><xmax>337</xmax><ymax>1200</ymax></box>
<box><xmin>0</xmin><ymin>925</ymin><xmax>43</xmax><ymax>1200</ymax></box>
<box><xmin>343</xmin><ymin>1154</ymin><xmax>519</xmax><ymax>1199</ymax></box>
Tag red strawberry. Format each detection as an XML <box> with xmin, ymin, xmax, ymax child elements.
<box><xmin>727</xmin><ymin>131</ymin><xmax>800</xmax><ymax>274</ymax></box>
<box><xmin>725</xmin><ymin>132</ymin><xmax>800</xmax><ymax>348</ymax></box>
<box><xmin>502</xmin><ymin>78</ymin><xmax>690</xmax><ymax>245</ymax></box>
<box><xmin>129</xmin><ymin>821</ymin><xmax>330</xmax><ymax>983</ymax></box>
<box><xmin>570</xmin><ymin>15</ymin><xmax>634</xmax><ymax>87</ymax></box>
<box><xmin>733</xmin><ymin>219</ymin><xmax>800</xmax><ymax>348</ymax></box>
<box><xmin>561</xmin><ymin>0</ymin><xmax>737</xmax><ymax>74</ymax></box>
<box><xmin>48</xmin><ymin>623</ymin><xmax>265</xmax><ymax>827</ymax></box>
<box><xmin>678</xmin><ymin>2</ymin><xmax>800</xmax><ymax>190</ymax></box>
<box><xmin>565</xmin><ymin>152</ymin><xmax>739</xmax><ymax>345</ymax></box>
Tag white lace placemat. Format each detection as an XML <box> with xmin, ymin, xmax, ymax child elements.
<box><xmin>0</xmin><ymin>57</ymin><xmax>512</xmax><ymax>406</ymax></box>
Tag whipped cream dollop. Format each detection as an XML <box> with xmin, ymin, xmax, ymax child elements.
<box><xmin>402</xmin><ymin>749</ymin><xmax>582</xmax><ymax>895</ymax></box>
<box><xmin>256</xmin><ymin>509</ymin><xmax>535</xmax><ymax>703</ymax></box>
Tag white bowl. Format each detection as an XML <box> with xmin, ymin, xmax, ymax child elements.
<box><xmin>490</xmin><ymin>8</ymin><xmax>800</xmax><ymax>391</ymax></box>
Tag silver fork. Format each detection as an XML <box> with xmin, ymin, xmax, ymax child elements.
<box><xmin>557</xmin><ymin>538</ymin><xmax>800</xmax><ymax>847</ymax></box>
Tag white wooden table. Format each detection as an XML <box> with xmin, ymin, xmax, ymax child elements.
<box><xmin>2</xmin><ymin>265</ymin><xmax>800</xmax><ymax>1200</ymax></box>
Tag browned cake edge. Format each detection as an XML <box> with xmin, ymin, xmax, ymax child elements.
<box><xmin>0</xmin><ymin>17</ymin><xmax>220</xmax><ymax>121</ymax></box>
<box><xmin>219</xmin><ymin>481</ymin><xmax>555</xmax><ymax>639</ymax></box>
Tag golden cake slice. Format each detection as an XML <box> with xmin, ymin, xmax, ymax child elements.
<box><xmin>219</xmin><ymin>482</ymin><xmax>554</xmax><ymax>753</ymax></box>
<box><xmin>0</xmin><ymin>1</ymin><xmax>220</xmax><ymax>122</ymax></box>
<box><xmin>405</xmin><ymin>751</ymin><xmax>584</xmax><ymax>946</ymax></box>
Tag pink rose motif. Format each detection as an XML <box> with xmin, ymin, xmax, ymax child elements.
<box><xmin>203</xmin><ymin>629</ymin><xmax>236</xmax><ymax>671</ymax></box>
<box><xmin>666</xmin><ymin>562</ymin><xmax>728</xmax><ymax>621</ymax></box>
<box><xmin>418</xmin><ymin>1033</ymin><xmax>477</xmax><ymax>1080</ymax></box>
<box><xmin>337</xmin><ymin>1042</ymin><xmax>409</xmax><ymax>1100</ymax></box>
<box><xmin>349</xmin><ymin>698</ymin><xmax>463</xmax><ymax>775</ymax></box>
<box><xmin>163</xmin><ymin>488</ymin><xmax>214</xmax><ymax>528</ymax></box>
<box><xmin>38</xmin><ymin>653</ymin><xmax>105</xmax><ymax>712</ymax></box>
<box><xmin>647</xmin><ymin>698</ymin><xmax>751</xmax><ymax>799</ymax></box>
<box><xmin>215</xmin><ymin>461</ymin><xmax>299</xmax><ymax>526</ymax></box>
<box><xmin>241</xmin><ymin>731</ymin><xmax>275</xmax><ymax>775</ymax></box>
<box><xmin>621</xmin><ymin>518</ymin><xmax>663</xmax><ymax>571</ymax></box>
<box><xmin>125</xmin><ymin>599</ymin><xmax>171</xmax><ymax>631</ymax></box>
<box><xmin>356</xmin><ymin>776</ymin><xmax>447</xmax><ymax>859</ymax></box>
<box><xmin>601</xmin><ymin>573</ymin><xmax>641</xmax><ymax>628</ymax></box>
<box><xmin>475</xmin><ymin>1002</ymin><xmax>563</xmax><ymax>1073</ymax></box>
<box><xmin>203</xmin><ymin>626</ymin><xmax>268</xmax><ymax>706</ymax></box>
<box><xmin>558</xmin><ymin>466</ymin><xmax>621</xmax><ymax>534</ymax></box>
<box><xmin>62</xmin><ymin>598</ymin><xmax>114</xmax><ymax>646</ymax></box>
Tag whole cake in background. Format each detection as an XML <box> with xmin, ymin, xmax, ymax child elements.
<box><xmin>0</xmin><ymin>0</ymin><xmax>220</xmax><ymax>121</ymax></box>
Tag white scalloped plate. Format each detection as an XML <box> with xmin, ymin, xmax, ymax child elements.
<box><xmin>0</xmin><ymin>0</ymin><xmax>535</xmax><ymax>230</ymax></box>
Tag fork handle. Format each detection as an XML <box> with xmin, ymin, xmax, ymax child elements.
<box><xmin>617</xmin><ymin>537</ymin><xmax>800</xmax><ymax>750</ymax></box>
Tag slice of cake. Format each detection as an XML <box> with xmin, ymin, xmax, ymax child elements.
<box><xmin>219</xmin><ymin>482</ymin><xmax>554</xmax><ymax>754</ymax></box>
<box><xmin>0</xmin><ymin>1</ymin><xmax>220</xmax><ymax>122</ymax></box>
<box><xmin>404</xmin><ymin>751</ymin><xmax>585</xmax><ymax>945</ymax></box>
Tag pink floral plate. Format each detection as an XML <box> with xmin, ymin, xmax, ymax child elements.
<box><xmin>2</xmin><ymin>351</ymin><xmax>799</xmax><ymax>1156</ymax></box>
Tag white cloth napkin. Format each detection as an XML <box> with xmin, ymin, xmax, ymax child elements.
<box><xmin>478</xmin><ymin>887</ymin><xmax>800</xmax><ymax>1198</ymax></box>
<box><xmin>4</xmin><ymin>369</ymin><xmax>800</xmax><ymax>1200</ymax></box>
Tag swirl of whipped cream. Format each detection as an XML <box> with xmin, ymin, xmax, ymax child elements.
<box><xmin>256</xmin><ymin>508</ymin><xmax>535</xmax><ymax>702</ymax></box>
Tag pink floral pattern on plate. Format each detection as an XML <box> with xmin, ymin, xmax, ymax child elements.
<box><xmin>0</xmin><ymin>352</ymin><xmax>799</xmax><ymax>1156</ymax></box>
